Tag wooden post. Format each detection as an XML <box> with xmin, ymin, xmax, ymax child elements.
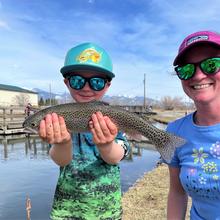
<box><xmin>143</xmin><ymin>74</ymin><xmax>146</xmax><ymax>109</ymax></box>
<box><xmin>26</xmin><ymin>196</ymin><xmax>31</xmax><ymax>220</ymax></box>
<box><xmin>10</xmin><ymin>108</ymin><xmax>13</xmax><ymax>121</ymax></box>
<box><xmin>2</xmin><ymin>108</ymin><xmax>7</xmax><ymax>133</ymax></box>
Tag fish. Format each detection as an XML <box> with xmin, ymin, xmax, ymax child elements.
<box><xmin>23</xmin><ymin>101</ymin><xmax>186</xmax><ymax>162</ymax></box>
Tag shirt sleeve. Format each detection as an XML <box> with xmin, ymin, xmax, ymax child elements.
<box><xmin>115</xmin><ymin>131</ymin><xmax>131</xmax><ymax>159</ymax></box>
<box><xmin>164</xmin><ymin>122</ymin><xmax>181</xmax><ymax>167</ymax></box>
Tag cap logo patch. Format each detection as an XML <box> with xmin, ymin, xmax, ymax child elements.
<box><xmin>186</xmin><ymin>35</ymin><xmax>209</xmax><ymax>46</ymax></box>
<box><xmin>76</xmin><ymin>48</ymin><xmax>101</xmax><ymax>63</ymax></box>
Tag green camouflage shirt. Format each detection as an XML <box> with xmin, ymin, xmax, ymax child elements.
<box><xmin>50</xmin><ymin>132</ymin><xmax>129</xmax><ymax>220</ymax></box>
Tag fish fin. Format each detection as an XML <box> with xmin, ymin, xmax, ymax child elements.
<box><xmin>155</xmin><ymin>133</ymin><xmax>186</xmax><ymax>163</ymax></box>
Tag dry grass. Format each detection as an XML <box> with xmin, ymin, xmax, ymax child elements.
<box><xmin>121</xmin><ymin>110</ymin><xmax>192</xmax><ymax>220</ymax></box>
<box><xmin>122</xmin><ymin>164</ymin><xmax>191</xmax><ymax>220</ymax></box>
<box><xmin>151</xmin><ymin>109</ymin><xmax>188</xmax><ymax>124</ymax></box>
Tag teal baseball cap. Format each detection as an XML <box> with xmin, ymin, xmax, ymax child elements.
<box><xmin>60</xmin><ymin>42</ymin><xmax>115</xmax><ymax>79</ymax></box>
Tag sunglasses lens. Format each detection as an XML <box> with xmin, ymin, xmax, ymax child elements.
<box><xmin>201</xmin><ymin>58</ymin><xmax>220</xmax><ymax>74</ymax></box>
<box><xmin>90</xmin><ymin>78</ymin><xmax>106</xmax><ymax>91</ymax></box>
<box><xmin>176</xmin><ymin>64</ymin><xmax>195</xmax><ymax>80</ymax></box>
<box><xmin>69</xmin><ymin>76</ymin><xmax>85</xmax><ymax>90</ymax></box>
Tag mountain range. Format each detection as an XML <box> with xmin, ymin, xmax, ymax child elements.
<box><xmin>32</xmin><ymin>88</ymin><xmax>157</xmax><ymax>106</ymax></box>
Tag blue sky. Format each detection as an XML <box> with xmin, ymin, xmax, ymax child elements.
<box><xmin>1</xmin><ymin>0</ymin><xmax>220</xmax><ymax>100</ymax></box>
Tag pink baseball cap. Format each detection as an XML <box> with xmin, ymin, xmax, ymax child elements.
<box><xmin>173</xmin><ymin>31</ymin><xmax>220</xmax><ymax>66</ymax></box>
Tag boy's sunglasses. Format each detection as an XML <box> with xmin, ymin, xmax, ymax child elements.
<box><xmin>175</xmin><ymin>57</ymin><xmax>220</xmax><ymax>80</ymax></box>
<box><xmin>67</xmin><ymin>75</ymin><xmax>109</xmax><ymax>91</ymax></box>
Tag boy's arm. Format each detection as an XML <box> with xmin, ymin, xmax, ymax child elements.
<box><xmin>97</xmin><ymin>141</ymin><xmax>125</xmax><ymax>165</ymax></box>
<box><xmin>89</xmin><ymin>111</ymin><xmax>128</xmax><ymax>164</ymax></box>
<box><xmin>49</xmin><ymin>141</ymin><xmax>72</xmax><ymax>167</ymax></box>
<box><xmin>39</xmin><ymin>113</ymin><xmax>72</xmax><ymax>167</ymax></box>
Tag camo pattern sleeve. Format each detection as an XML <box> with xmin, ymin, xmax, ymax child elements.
<box><xmin>50</xmin><ymin>132</ymin><xmax>124</xmax><ymax>220</ymax></box>
<box><xmin>115</xmin><ymin>131</ymin><xmax>130</xmax><ymax>159</ymax></box>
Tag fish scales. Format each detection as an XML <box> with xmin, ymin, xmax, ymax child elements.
<box><xmin>23</xmin><ymin>101</ymin><xmax>186</xmax><ymax>162</ymax></box>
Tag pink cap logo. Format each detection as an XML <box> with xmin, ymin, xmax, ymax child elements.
<box><xmin>186</xmin><ymin>35</ymin><xmax>209</xmax><ymax>46</ymax></box>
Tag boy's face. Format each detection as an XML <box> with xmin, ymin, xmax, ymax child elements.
<box><xmin>64</xmin><ymin>71</ymin><xmax>111</xmax><ymax>103</ymax></box>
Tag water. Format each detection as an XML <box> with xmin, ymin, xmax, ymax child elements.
<box><xmin>0</xmin><ymin>135</ymin><xmax>161</xmax><ymax>220</ymax></box>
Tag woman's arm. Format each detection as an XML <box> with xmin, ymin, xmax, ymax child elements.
<box><xmin>167</xmin><ymin>166</ymin><xmax>188</xmax><ymax>220</ymax></box>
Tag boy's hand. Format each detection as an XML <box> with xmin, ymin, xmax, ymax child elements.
<box><xmin>38</xmin><ymin>113</ymin><xmax>71</xmax><ymax>144</ymax></box>
<box><xmin>89</xmin><ymin>111</ymin><xmax>118</xmax><ymax>147</ymax></box>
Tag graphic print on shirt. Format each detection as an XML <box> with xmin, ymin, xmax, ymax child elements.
<box><xmin>184</xmin><ymin>143</ymin><xmax>220</xmax><ymax>200</ymax></box>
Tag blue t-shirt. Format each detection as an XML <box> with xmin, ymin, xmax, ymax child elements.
<box><xmin>167</xmin><ymin>112</ymin><xmax>220</xmax><ymax>220</ymax></box>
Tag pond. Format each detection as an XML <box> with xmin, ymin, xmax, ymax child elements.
<box><xmin>0</xmin><ymin>134</ymin><xmax>161</xmax><ymax>220</ymax></box>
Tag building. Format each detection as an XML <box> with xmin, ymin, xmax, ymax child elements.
<box><xmin>0</xmin><ymin>84</ymin><xmax>38</xmax><ymax>107</ymax></box>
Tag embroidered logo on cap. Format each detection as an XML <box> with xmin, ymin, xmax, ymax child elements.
<box><xmin>186</xmin><ymin>35</ymin><xmax>209</xmax><ymax>46</ymax></box>
<box><xmin>76</xmin><ymin>48</ymin><xmax>101</xmax><ymax>63</ymax></box>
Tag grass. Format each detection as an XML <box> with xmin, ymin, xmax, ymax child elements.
<box><xmin>122</xmin><ymin>164</ymin><xmax>191</xmax><ymax>220</ymax></box>
<box><xmin>121</xmin><ymin>110</ymin><xmax>192</xmax><ymax>219</ymax></box>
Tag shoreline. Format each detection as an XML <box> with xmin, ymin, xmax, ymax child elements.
<box><xmin>122</xmin><ymin>111</ymin><xmax>191</xmax><ymax>219</ymax></box>
<box><xmin>122</xmin><ymin>164</ymin><xmax>191</xmax><ymax>220</ymax></box>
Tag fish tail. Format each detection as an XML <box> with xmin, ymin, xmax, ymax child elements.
<box><xmin>154</xmin><ymin>132</ymin><xmax>186</xmax><ymax>163</ymax></box>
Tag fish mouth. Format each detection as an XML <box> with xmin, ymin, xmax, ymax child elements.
<box><xmin>23</xmin><ymin>127</ymin><xmax>38</xmax><ymax>134</ymax></box>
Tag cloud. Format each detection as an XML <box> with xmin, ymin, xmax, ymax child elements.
<box><xmin>0</xmin><ymin>20</ymin><xmax>11</xmax><ymax>30</ymax></box>
<box><xmin>0</xmin><ymin>0</ymin><xmax>219</xmax><ymax>99</ymax></box>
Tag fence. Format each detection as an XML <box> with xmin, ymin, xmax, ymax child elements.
<box><xmin>0</xmin><ymin>107</ymin><xmax>27</xmax><ymax>134</ymax></box>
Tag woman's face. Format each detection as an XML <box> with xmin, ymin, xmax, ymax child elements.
<box><xmin>180</xmin><ymin>44</ymin><xmax>220</xmax><ymax>105</ymax></box>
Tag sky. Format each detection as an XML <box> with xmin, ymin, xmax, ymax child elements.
<box><xmin>0</xmin><ymin>0</ymin><xmax>220</xmax><ymax>100</ymax></box>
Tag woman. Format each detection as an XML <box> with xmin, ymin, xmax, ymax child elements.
<box><xmin>166</xmin><ymin>31</ymin><xmax>220</xmax><ymax>219</ymax></box>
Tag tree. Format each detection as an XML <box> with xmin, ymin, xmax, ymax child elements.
<box><xmin>38</xmin><ymin>97</ymin><xmax>45</xmax><ymax>106</ymax></box>
<box><xmin>160</xmin><ymin>96</ymin><xmax>184</xmax><ymax>110</ymax></box>
<box><xmin>13</xmin><ymin>93</ymin><xmax>30</xmax><ymax>106</ymax></box>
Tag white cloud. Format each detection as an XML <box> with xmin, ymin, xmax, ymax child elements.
<box><xmin>0</xmin><ymin>0</ymin><xmax>219</xmax><ymax>99</ymax></box>
<box><xmin>0</xmin><ymin>20</ymin><xmax>10</xmax><ymax>30</ymax></box>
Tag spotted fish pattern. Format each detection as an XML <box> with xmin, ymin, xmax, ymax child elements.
<box><xmin>23</xmin><ymin>101</ymin><xmax>185</xmax><ymax>163</ymax></box>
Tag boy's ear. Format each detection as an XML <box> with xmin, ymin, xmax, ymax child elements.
<box><xmin>106</xmin><ymin>81</ymin><xmax>111</xmax><ymax>87</ymax></box>
<box><xmin>64</xmin><ymin>78</ymin><xmax>68</xmax><ymax>85</ymax></box>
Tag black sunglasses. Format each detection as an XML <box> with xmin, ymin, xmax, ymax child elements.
<box><xmin>175</xmin><ymin>57</ymin><xmax>220</xmax><ymax>80</ymax></box>
<box><xmin>67</xmin><ymin>75</ymin><xmax>109</xmax><ymax>91</ymax></box>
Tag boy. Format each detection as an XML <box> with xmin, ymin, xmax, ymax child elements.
<box><xmin>38</xmin><ymin>42</ymin><xmax>129</xmax><ymax>220</ymax></box>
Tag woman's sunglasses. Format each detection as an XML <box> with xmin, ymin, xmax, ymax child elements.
<box><xmin>175</xmin><ymin>57</ymin><xmax>220</xmax><ymax>80</ymax></box>
<box><xmin>67</xmin><ymin>75</ymin><xmax>109</xmax><ymax>91</ymax></box>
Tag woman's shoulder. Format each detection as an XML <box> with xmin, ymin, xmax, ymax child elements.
<box><xmin>167</xmin><ymin>112</ymin><xmax>194</xmax><ymax>133</ymax></box>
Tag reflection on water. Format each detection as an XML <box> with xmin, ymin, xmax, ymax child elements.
<box><xmin>1</xmin><ymin>134</ymin><xmax>49</xmax><ymax>161</ymax></box>
<box><xmin>0</xmin><ymin>134</ymin><xmax>160</xmax><ymax>220</ymax></box>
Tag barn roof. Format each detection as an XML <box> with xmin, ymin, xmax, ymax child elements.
<box><xmin>0</xmin><ymin>84</ymin><xmax>38</xmax><ymax>94</ymax></box>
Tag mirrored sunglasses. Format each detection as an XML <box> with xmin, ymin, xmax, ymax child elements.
<box><xmin>175</xmin><ymin>57</ymin><xmax>220</xmax><ymax>80</ymax></box>
<box><xmin>67</xmin><ymin>75</ymin><xmax>109</xmax><ymax>91</ymax></box>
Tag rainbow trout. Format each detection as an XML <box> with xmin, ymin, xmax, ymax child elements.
<box><xmin>23</xmin><ymin>101</ymin><xmax>185</xmax><ymax>162</ymax></box>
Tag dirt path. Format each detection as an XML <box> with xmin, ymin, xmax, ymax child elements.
<box><xmin>122</xmin><ymin>164</ymin><xmax>191</xmax><ymax>220</ymax></box>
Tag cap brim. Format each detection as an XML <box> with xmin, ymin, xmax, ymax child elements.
<box><xmin>60</xmin><ymin>64</ymin><xmax>115</xmax><ymax>78</ymax></box>
<box><xmin>173</xmin><ymin>41</ymin><xmax>220</xmax><ymax>66</ymax></box>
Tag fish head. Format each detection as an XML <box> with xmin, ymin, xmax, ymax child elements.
<box><xmin>23</xmin><ymin>111</ymin><xmax>45</xmax><ymax>134</ymax></box>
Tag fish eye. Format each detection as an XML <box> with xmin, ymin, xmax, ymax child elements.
<box><xmin>31</xmin><ymin>123</ymin><xmax>36</xmax><ymax>127</ymax></box>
